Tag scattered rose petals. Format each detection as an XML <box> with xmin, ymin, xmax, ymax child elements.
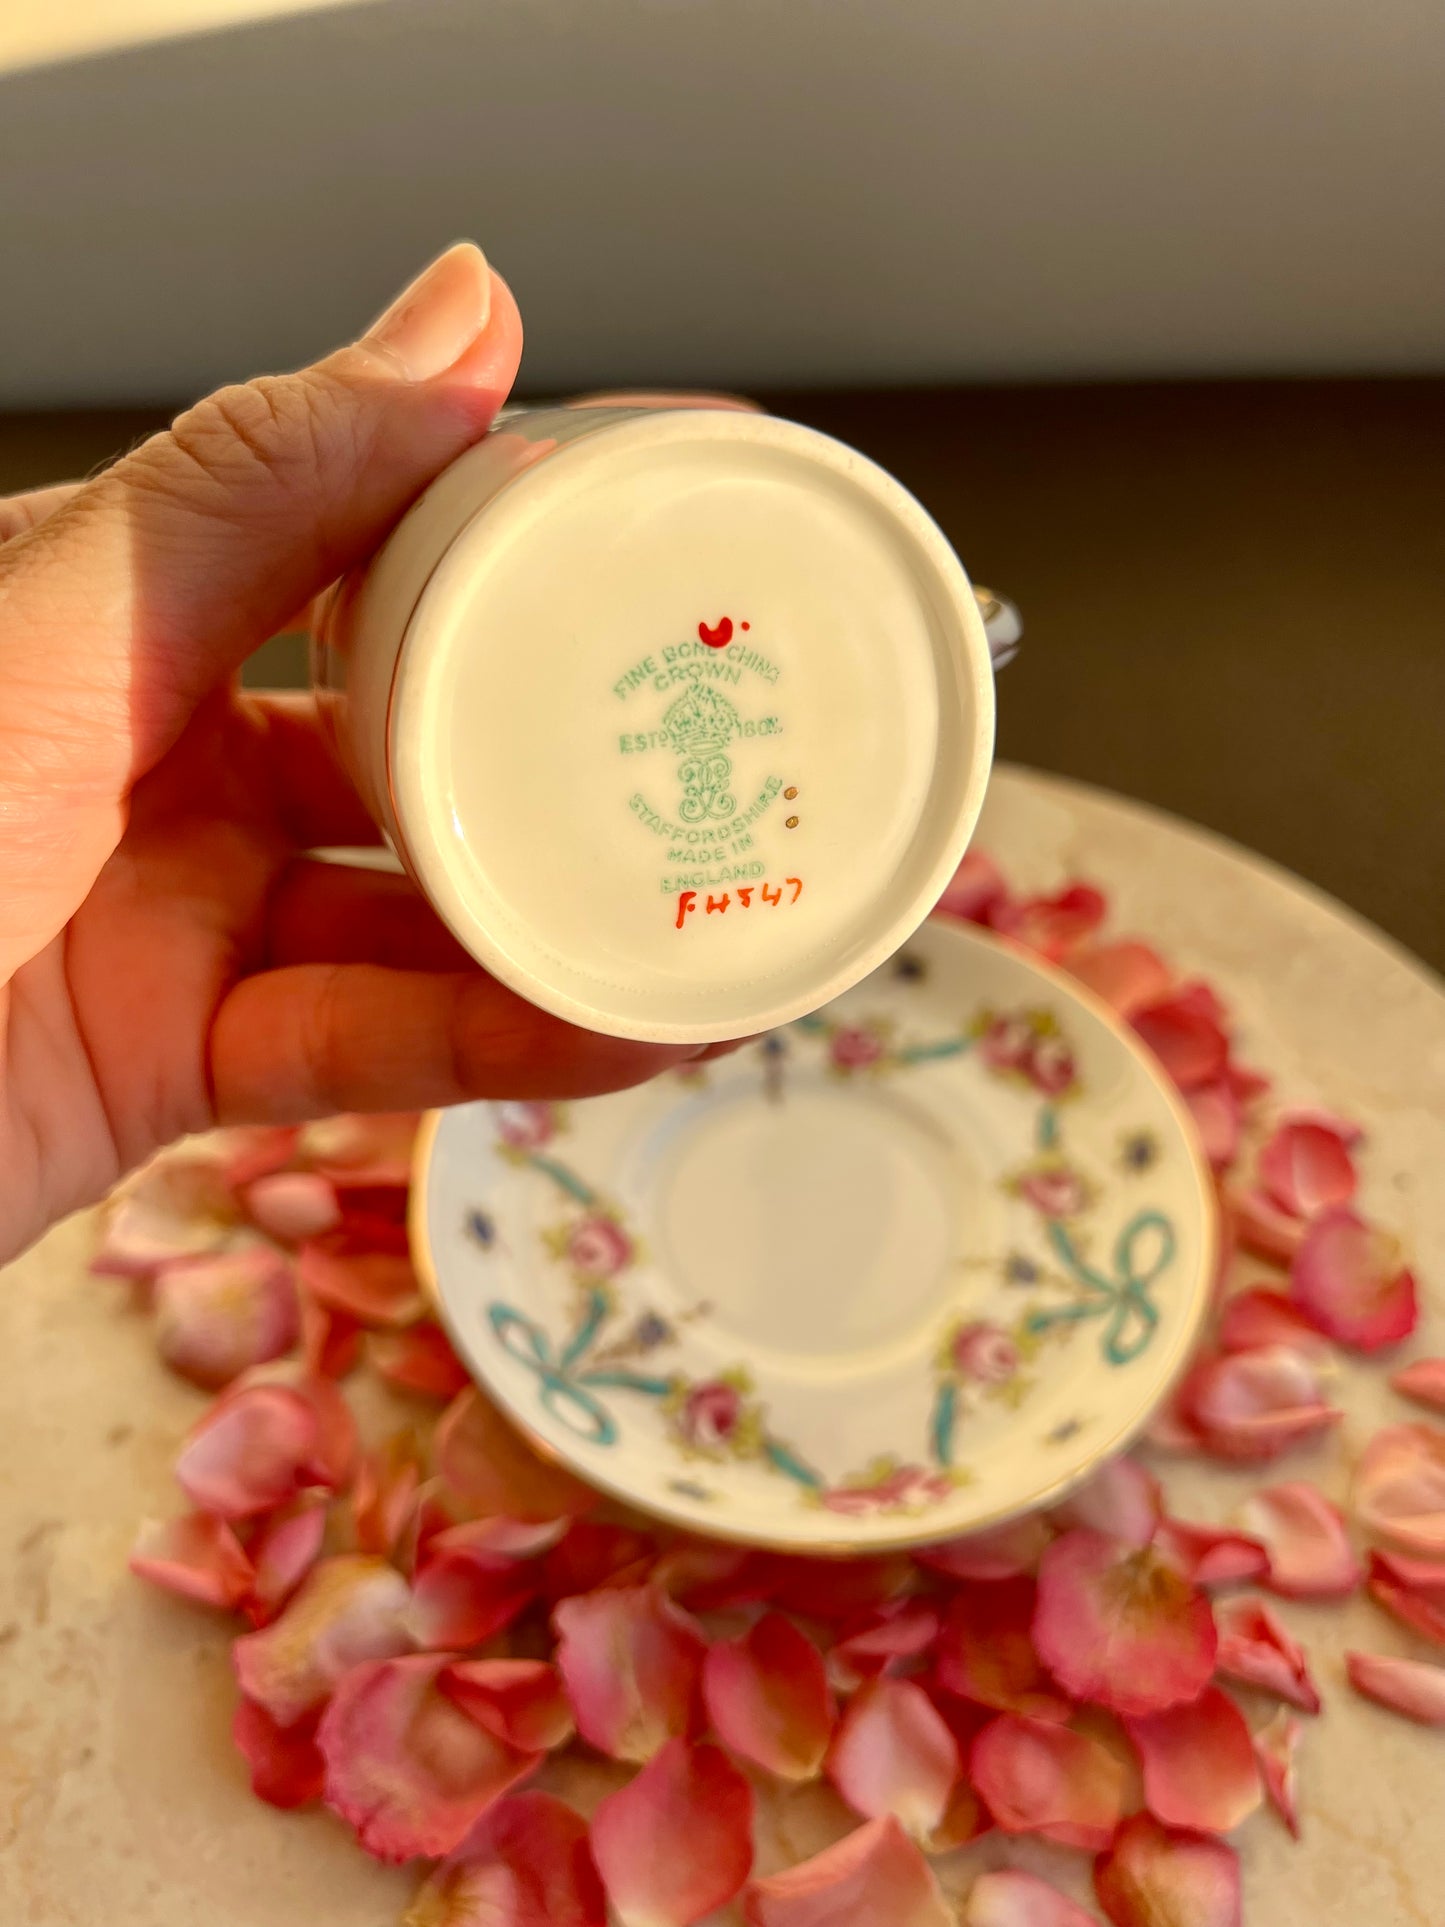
<box><xmin>1067</xmin><ymin>940</ymin><xmax>1173</xmax><ymax>1019</ymax></box>
<box><xmin>1179</xmin><ymin>1344</ymin><xmax>1342</xmax><ymax>1462</ymax></box>
<box><xmin>1290</xmin><ymin>1210</ymin><xmax>1418</xmax><ymax>1353</ymax></box>
<box><xmin>828</xmin><ymin>1599</ymin><xmax>940</xmax><ymax>1690</ymax></box>
<box><xmin>1217</xmin><ymin>1287</ymin><xmax>1331</xmax><ymax>1359</ymax></box>
<box><xmin>244</xmin><ymin>1495</ymin><xmax>328</xmax><ymax>1625</ymax></box>
<box><xmin>243</xmin><ymin>1171</ymin><xmax>342</xmax><ymax>1243</ymax></box>
<box><xmin>1390</xmin><ymin>1357</ymin><xmax>1445</xmax><ymax>1413</ymax></box>
<box><xmin>232</xmin><ymin>1698</ymin><xmax>325</xmax><ymax>1809</ymax></box>
<box><xmin>435</xmin><ymin>1388</ymin><xmax>597</xmax><ymax>1521</ymax></box>
<box><xmin>590</xmin><ymin>1740</ymin><xmax>753</xmax><ymax>1927</ymax></box>
<box><xmin>1212</xmin><ymin>1597</ymin><xmax>1321</xmax><ymax>1713</ymax></box>
<box><xmin>760</xmin><ymin>1553</ymin><xmax>912</xmax><ymax>1620</ymax></box>
<box><xmin>407</xmin><ymin>1533</ymin><xmax>539</xmax><ymax>1649</ymax></box>
<box><xmin>403</xmin><ymin>1792</ymin><xmax>606</xmax><ymax>1926</ymax></box>
<box><xmin>1345</xmin><ymin>1650</ymin><xmax>1445</xmax><ymax>1726</ymax></box>
<box><xmin>1352</xmin><ymin>1422</ymin><xmax>1445</xmax><ymax>1556</ymax></box>
<box><xmin>553</xmin><ymin>1586</ymin><xmax>705</xmax><ymax>1762</ymax></box>
<box><xmin>319</xmin><ymin>1652</ymin><xmax>539</xmax><ymax>1861</ymax></box>
<box><xmin>963</xmin><ymin>1867</ymin><xmax>1097</xmax><ymax>1927</ymax></box>
<box><xmin>917</xmin><ymin>1516</ymin><xmax>1052</xmax><ymax>1582</ymax></box>
<box><xmin>1033</xmin><ymin>1530</ymin><xmax>1217</xmax><ymax>1715</ymax></box>
<box><xmin>1052</xmin><ymin>1455</ymin><xmax>1161</xmax><ymax>1547</ymax></box>
<box><xmin>1279</xmin><ymin>1107</ymin><xmax>1363</xmax><ymax>1146</ymax></box>
<box><xmin>233</xmin><ymin>1554</ymin><xmax>412</xmax><ymax>1726</ymax></box>
<box><xmin>442</xmin><ymin>1658</ymin><xmax>575</xmax><ymax>1751</ymax></box>
<box><xmin>297</xmin><ymin>1112</ymin><xmax>419</xmax><ymax>1186</ymax></box>
<box><xmin>1230</xmin><ymin>1187</ymin><xmax>1308</xmax><ymax>1266</ymax></box>
<box><xmin>1186</xmin><ymin>1079</ymin><xmax>1241</xmax><ymax>1169</ymax></box>
<box><xmin>369</xmin><ymin>1322</ymin><xmax>471</xmax><ymax>1402</ymax></box>
<box><xmin>703</xmin><ymin>1611</ymin><xmax>835</xmax><ymax>1780</ymax></box>
<box><xmin>936</xmin><ymin>1578</ymin><xmax>1072</xmax><ymax>1721</ymax></box>
<box><xmin>1131</xmin><ymin>987</ymin><xmax>1229</xmax><ymax>1092</ymax></box>
<box><xmin>825</xmin><ymin>1677</ymin><xmax>959</xmax><ymax>1837</ymax></box>
<box><xmin>1367</xmin><ymin>1548</ymin><xmax>1445</xmax><ymax>1646</ymax></box>
<box><xmin>992</xmin><ymin>883</ymin><xmax>1107</xmax><ymax>962</ymax></box>
<box><xmin>1094</xmin><ymin>1813</ymin><xmax>1242</xmax><ymax>1927</ymax></box>
<box><xmin>743</xmin><ymin>1815</ymin><xmax>951</xmax><ymax>1927</ymax></box>
<box><xmin>153</xmin><ymin>1247</ymin><xmax>298</xmax><ymax>1390</ymax></box>
<box><xmin>298</xmin><ymin>1234</ymin><xmax>425</xmax><ymax>1329</ymax></box>
<box><xmin>934</xmin><ymin>848</ymin><xmax>1008</xmax><ymax>925</ymax></box>
<box><xmin>1253</xmin><ymin>1707</ymin><xmax>1303</xmax><ymax>1837</ymax></box>
<box><xmin>351</xmin><ymin>1438</ymin><xmax>422</xmax><ymax>1560</ymax></box>
<box><xmin>129</xmin><ymin>1511</ymin><xmax>253</xmax><ymax>1609</ymax></box>
<box><xmin>652</xmin><ymin>1543</ymin><xmax>769</xmax><ymax>1613</ymax></box>
<box><xmin>174</xmin><ymin>1382</ymin><xmax>325</xmax><ymax>1519</ymax></box>
<box><xmin>1155</xmin><ymin>1519</ymin><xmax>1269</xmax><ymax>1590</ymax></box>
<box><xmin>286</xmin><ymin>1369</ymin><xmax>360</xmax><ymax>1491</ymax></box>
<box><xmin>969</xmin><ymin>1713</ymin><xmax>1125</xmax><ymax>1850</ymax></box>
<box><xmin>1259</xmin><ymin>1121</ymin><xmax>1358</xmax><ymax>1220</ymax></box>
<box><xmin>1126</xmin><ymin>1686</ymin><xmax>1263</xmax><ymax>1833</ymax></box>
<box><xmin>1236</xmin><ymin>1483</ymin><xmax>1361</xmax><ymax>1598</ymax></box>
<box><xmin>541</xmin><ymin>1520</ymin><xmax>657</xmax><ymax>1601</ymax></box>
<box><xmin>300</xmin><ymin>1292</ymin><xmax>362</xmax><ymax>1379</ymax></box>
<box><xmin>93</xmin><ymin>1154</ymin><xmax>243</xmax><ymax>1275</ymax></box>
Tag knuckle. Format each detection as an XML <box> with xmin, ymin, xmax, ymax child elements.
<box><xmin>301</xmin><ymin>964</ymin><xmax>353</xmax><ymax>1113</ymax></box>
<box><xmin>140</xmin><ymin>373</ymin><xmax>339</xmax><ymax>516</ymax></box>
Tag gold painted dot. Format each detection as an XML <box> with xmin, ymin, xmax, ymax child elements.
<box><xmin>783</xmin><ymin>786</ymin><xmax>799</xmax><ymax>800</ymax></box>
<box><xmin>785</xmin><ymin>815</ymin><xmax>800</xmax><ymax>828</ymax></box>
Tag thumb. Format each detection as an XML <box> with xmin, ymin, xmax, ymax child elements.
<box><xmin>0</xmin><ymin>242</ymin><xmax>522</xmax><ymax>787</ymax></box>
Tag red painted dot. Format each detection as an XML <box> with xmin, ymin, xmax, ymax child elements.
<box><xmin>741</xmin><ymin>621</ymin><xmax>750</xmax><ymax>631</ymax></box>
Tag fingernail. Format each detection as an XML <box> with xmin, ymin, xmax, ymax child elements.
<box><xmin>364</xmin><ymin>243</ymin><xmax>492</xmax><ymax>382</ymax></box>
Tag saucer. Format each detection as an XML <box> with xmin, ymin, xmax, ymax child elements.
<box><xmin>411</xmin><ymin>919</ymin><xmax>1215</xmax><ymax>1552</ymax></box>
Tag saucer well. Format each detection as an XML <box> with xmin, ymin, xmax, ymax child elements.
<box><xmin>411</xmin><ymin>919</ymin><xmax>1215</xmax><ymax>1552</ymax></box>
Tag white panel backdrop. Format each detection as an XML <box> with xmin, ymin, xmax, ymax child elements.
<box><xmin>1</xmin><ymin>0</ymin><xmax>1441</xmax><ymax>404</ymax></box>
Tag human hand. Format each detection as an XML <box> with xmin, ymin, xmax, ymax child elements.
<box><xmin>0</xmin><ymin>244</ymin><xmax>710</xmax><ymax>1261</ymax></box>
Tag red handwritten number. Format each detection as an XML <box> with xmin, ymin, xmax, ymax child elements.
<box><xmin>736</xmin><ymin>887</ymin><xmax>754</xmax><ymax>907</ymax></box>
<box><xmin>787</xmin><ymin>877</ymin><xmax>803</xmax><ymax>903</ymax></box>
<box><xmin>674</xmin><ymin>879</ymin><xmax>804</xmax><ymax>928</ymax></box>
<box><xmin>706</xmin><ymin>893</ymin><xmax>730</xmax><ymax>915</ymax></box>
<box><xmin>675</xmin><ymin>891</ymin><xmax>698</xmax><ymax>929</ymax></box>
<box><xmin>760</xmin><ymin>882</ymin><xmax>782</xmax><ymax>907</ymax></box>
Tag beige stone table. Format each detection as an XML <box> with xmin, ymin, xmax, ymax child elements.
<box><xmin>3</xmin><ymin>766</ymin><xmax>1443</xmax><ymax>1925</ymax></box>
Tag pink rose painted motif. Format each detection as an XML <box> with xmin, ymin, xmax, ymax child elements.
<box><xmin>822</xmin><ymin>1461</ymin><xmax>956</xmax><ymax>1517</ymax></box>
<box><xmin>566</xmin><ymin>1216</ymin><xmax>633</xmax><ymax>1280</ymax></box>
<box><xmin>1026</xmin><ymin>1034</ymin><xmax>1078</xmax><ymax>1098</ymax></box>
<box><xmin>981</xmin><ymin>1015</ymin><xmax>1035</xmax><ymax>1076</ymax></box>
<box><xmin>495</xmin><ymin>1101</ymin><xmax>558</xmax><ymax>1152</ymax></box>
<box><xmin>951</xmin><ymin>1323</ymin><xmax>1021</xmax><ymax>1385</ymax></box>
<box><xmin>679</xmin><ymin>1381</ymin><xmax>744</xmax><ymax>1451</ymax></box>
<box><xmin>1017</xmin><ymin>1165</ymin><xmax>1091</xmax><ymax>1221</ymax></box>
<box><xmin>831</xmin><ymin>1026</ymin><xmax>887</xmax><ymax>1071</ymax></box>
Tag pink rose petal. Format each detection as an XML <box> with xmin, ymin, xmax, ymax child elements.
<box><xmin>435</xmin><ymin>1388</ymin><xmax>598</xmax><ymax>1522</ymax></box>
<box><xmin>1126</xmin><ymin>1686</ymin><xmax>1262</xmax><ymax>1833</ymax></box>
<box><xmin>829</xmin><ymin>1600</ymin><xmax>941</xmax><ymax>1691</ymax></box>
<box><xmin>441</xmin><ymin>1658</ymin><xmax>575</xmax><ymax>1751</ymax></box>
<box><xmin>590</xmin><ymin>1739</ymin><xmax>753</xmax><ymax>1927</ymax></box>
<box><xmin>1367</xmin><ymin>1548</ymin><xmax>1445</xmax><ymax>1646</ymax></box>
<box><xmin>963</xmin><ymin>1868</ymin><xmax>1097</xmax><ymax>1927</ymax></box>
<box><xmin>243</xmin><ymin>1170</ymin><xmax>342</xmax><ymax>1243</ymax></box>
<box><xmin>1236</xmin><ymin>1482</ymin><xmax>1361</xmax><ymax>1598</ymax></box>
<box><xmin>541</xmin><ymin>1520</ymin><xmax>657</xmax><ymax>1601</ymax></box>
<box><xmin>936</xmin><ymin>1578</ymin><xmax>1073</xmax><ymax>1722</ymax></box>
<box><xmin>298</xmin><ymin>1234</ymin><xmax>425</xmax><ymax>1330</ymax></box>
<box><xmin>1178</xmin><ymin>1344</ymin><xmax>1342</xmax><ymax>1462</ymax></box>
<box><xmin>1345</xmin><ymin>1650</ymin><xmax>1445</xmax><ymax>1726</ymax></box>
<box><xmin>553</xmin><ymin>1585</ymin><xmax>706</xmax><ymax>1763</ymax></box>
<box><xmin>129</xmin><ymin>1511</ymin><xmax>254</xmax><ymax>1609</ymax></box>
<box><xmin>743</xmin><ymin>1815</ymin><xmax>951</xmax><ymax>1927</ymax></box>
<box><xmin>93</xmin><ymin>1154</ymin><xmax>243</xmax><ymax>1276</ymax></box>
<box><xmin>1230</xmin><ymin>1187</ymin><xmax>1307</xmax><ymax>1266</ymax></box>
<box><xmin>1186</xmin><ymin>1079</ymin><xmax>1241</xmax><ymax>1171</ymax></box>
<box><xmin>702</xmin><ymin>1611</ymin><xmax>835</xmax><ymax>1780</ymax></box>
<box><xmin>1290</xmin><ymin>1209</ymin><xmax>1419</xmax><ymax>1353</ymax></box>
<box><xmin>284</xmin><ymin>1368</ymin><xmax>360</xmax><ymax>1492</ymax></box>
<box><xmin>233</xmin><ymin>1553</ymin><xmax>413</xmax><ymax>1726</ymax></box>
<box><xmin>1093</xmin><ymin>1813</ymin><xmax>1242</xmax><ymax>1927</ymax></box>
<box><xmin>405</xmin><ymin>1791</ymin><xmax>605</xmax><ymax>1926</ymax></box>
<box><xmin>1352</xmin><ymin>1422</ymin><xmax>1445</xmax><ymax>1556</ymax></box>
<box><xmin>319</xmin><ymin>1652</ymin><xmax>539</xmax><ymax>1862</ymax></box>
<box><xmin>1212</xmin><ymin>1597</ymin><xmax>1321</xmax><ymax>1713</ymax></box>
<box><xmin>917</xmin><ymin>1516</ymin><xmax>1052</xmax><ymax>1582</ymax></box>
<box><xmin>760</xmin><ymin>1553</ymin><xmax>912</xmax><ymax>1620</ymax></box>
<box><xmin>351</xmin><ymin>1439</ymin><xmax>423</xmax><ymax>1561</ymax></box>
<box><xmin>174</xmin><ymin>1382</ymin><xmax>324</xmax><ymax>1519</ymax></box>
<box><xmin>232</xmin><ymin>1698</ymin><xmax>325</xmax><ymax>1809</ymax></box>
<box><xmin>1216</xmin><ymin>1286</ymin><xmax>1331</xmax><ymax>1359</ymax></box>
<box><xmin>1052</xmin><ymin>1455</ymin><xmax>1161</xmax><ymax>1548</ymax></box>
<box><xmin>407</xmin><ymin>1528</ymin><xmax>545</xmax><ymax>1649</ymax></box>
<box><xmin>1391</xmin><ymin>1357</ymin><xmax>1445</xmax><ymax>1413</ymax></box>
<box><xmin>370</xmin><ymin>1322</ymin><xmax>472</xmax><ymax>1402</ymax></box>
<box><xmin>825</xmin><ymin>1678</ymin><xmax>959</xmax><ymax>1837</ymax></box>
<box><xmin>1279</xmin><ymin>1106</ymin><xmax>1363</xmax><ymax>1146</ymax></box>
<box><xmin>968</xmin><ymin>1713</ymin><xmax>1125</xmax><ymax>1851</ymax></box>
<box><xmin>297</xmin><ymin>1112</ymin><xmax>419</xmax><ymax>1186</ymax></box>
<box><xmin>1253</xmin><ymin>1707</ymin><xmax>1302</xmax><ymax>1838</ymax></box>
<box><xmin>1066</xmin><ymin>940</ymin><xmax>1173</xmax><ymax>1019</ymax></box>
<box><xmin>1032</xmin><ymin>1530</ymin><xmax>1217</xmax><ymax>1716</ymax></box>
<box><xmin>1155</xmin><ymin>1519</ymin><xmax>1269</xmax><ymax>1590</ymax></box>
<box><xmin>934</xmin><ymin>849</ymin><xmax>1009</xmax><ymax>925</ymax></box>
<box><xmin>153</xmin><ymin>1247</ymin><xmax>298</xmax><ymax>1390</ymax></box>
<box><xmin>1259</xmin><ymin>1121</ymin><xmax>1359</xmax><ymax>1220</ymax></box>
<box><xmin>207</xmin><ymin>1125</ymin><xmax>301</xmax><ymax>1189</ymax></box>
<box><xmin>992</xmin><ymin>883</ymin><xmax>1107</xmax><ymax>963</ymax></box>
<box><xmin>244</xmin><ymin>1495</ymin><xmax>328</xmax><ymax>1626</ymax></box>
<box><xmin>652</xmin><ymin>1543</ymin><xmax>770</xmax><ymax>1613</ymax></box>
<box><xmin>300</xmin><ymin>1292</ymin><xmax>362</xmax><ymax>1380</ymax></box>
<box><xmin>1131</xmin><ymin>989</ymin><xmax>1229</xmax><ymax>1092</ymax></box>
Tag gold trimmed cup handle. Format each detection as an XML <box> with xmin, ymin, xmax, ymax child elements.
<box><xmin>974</xmin><ymin>586</ymin><xmax>1022</xmax><ymax>672</ymax></box>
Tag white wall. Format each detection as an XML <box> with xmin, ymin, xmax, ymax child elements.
<box><xmin>1</xmin><ymin>0</ymin><xmax>1441</xmax><ymax>404</ymax></box>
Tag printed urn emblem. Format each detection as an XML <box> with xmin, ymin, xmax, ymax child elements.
<box><xmin>664</xmin><ymin>685</ymin><xmax>740</xmax><ymax>823</ymax></box>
